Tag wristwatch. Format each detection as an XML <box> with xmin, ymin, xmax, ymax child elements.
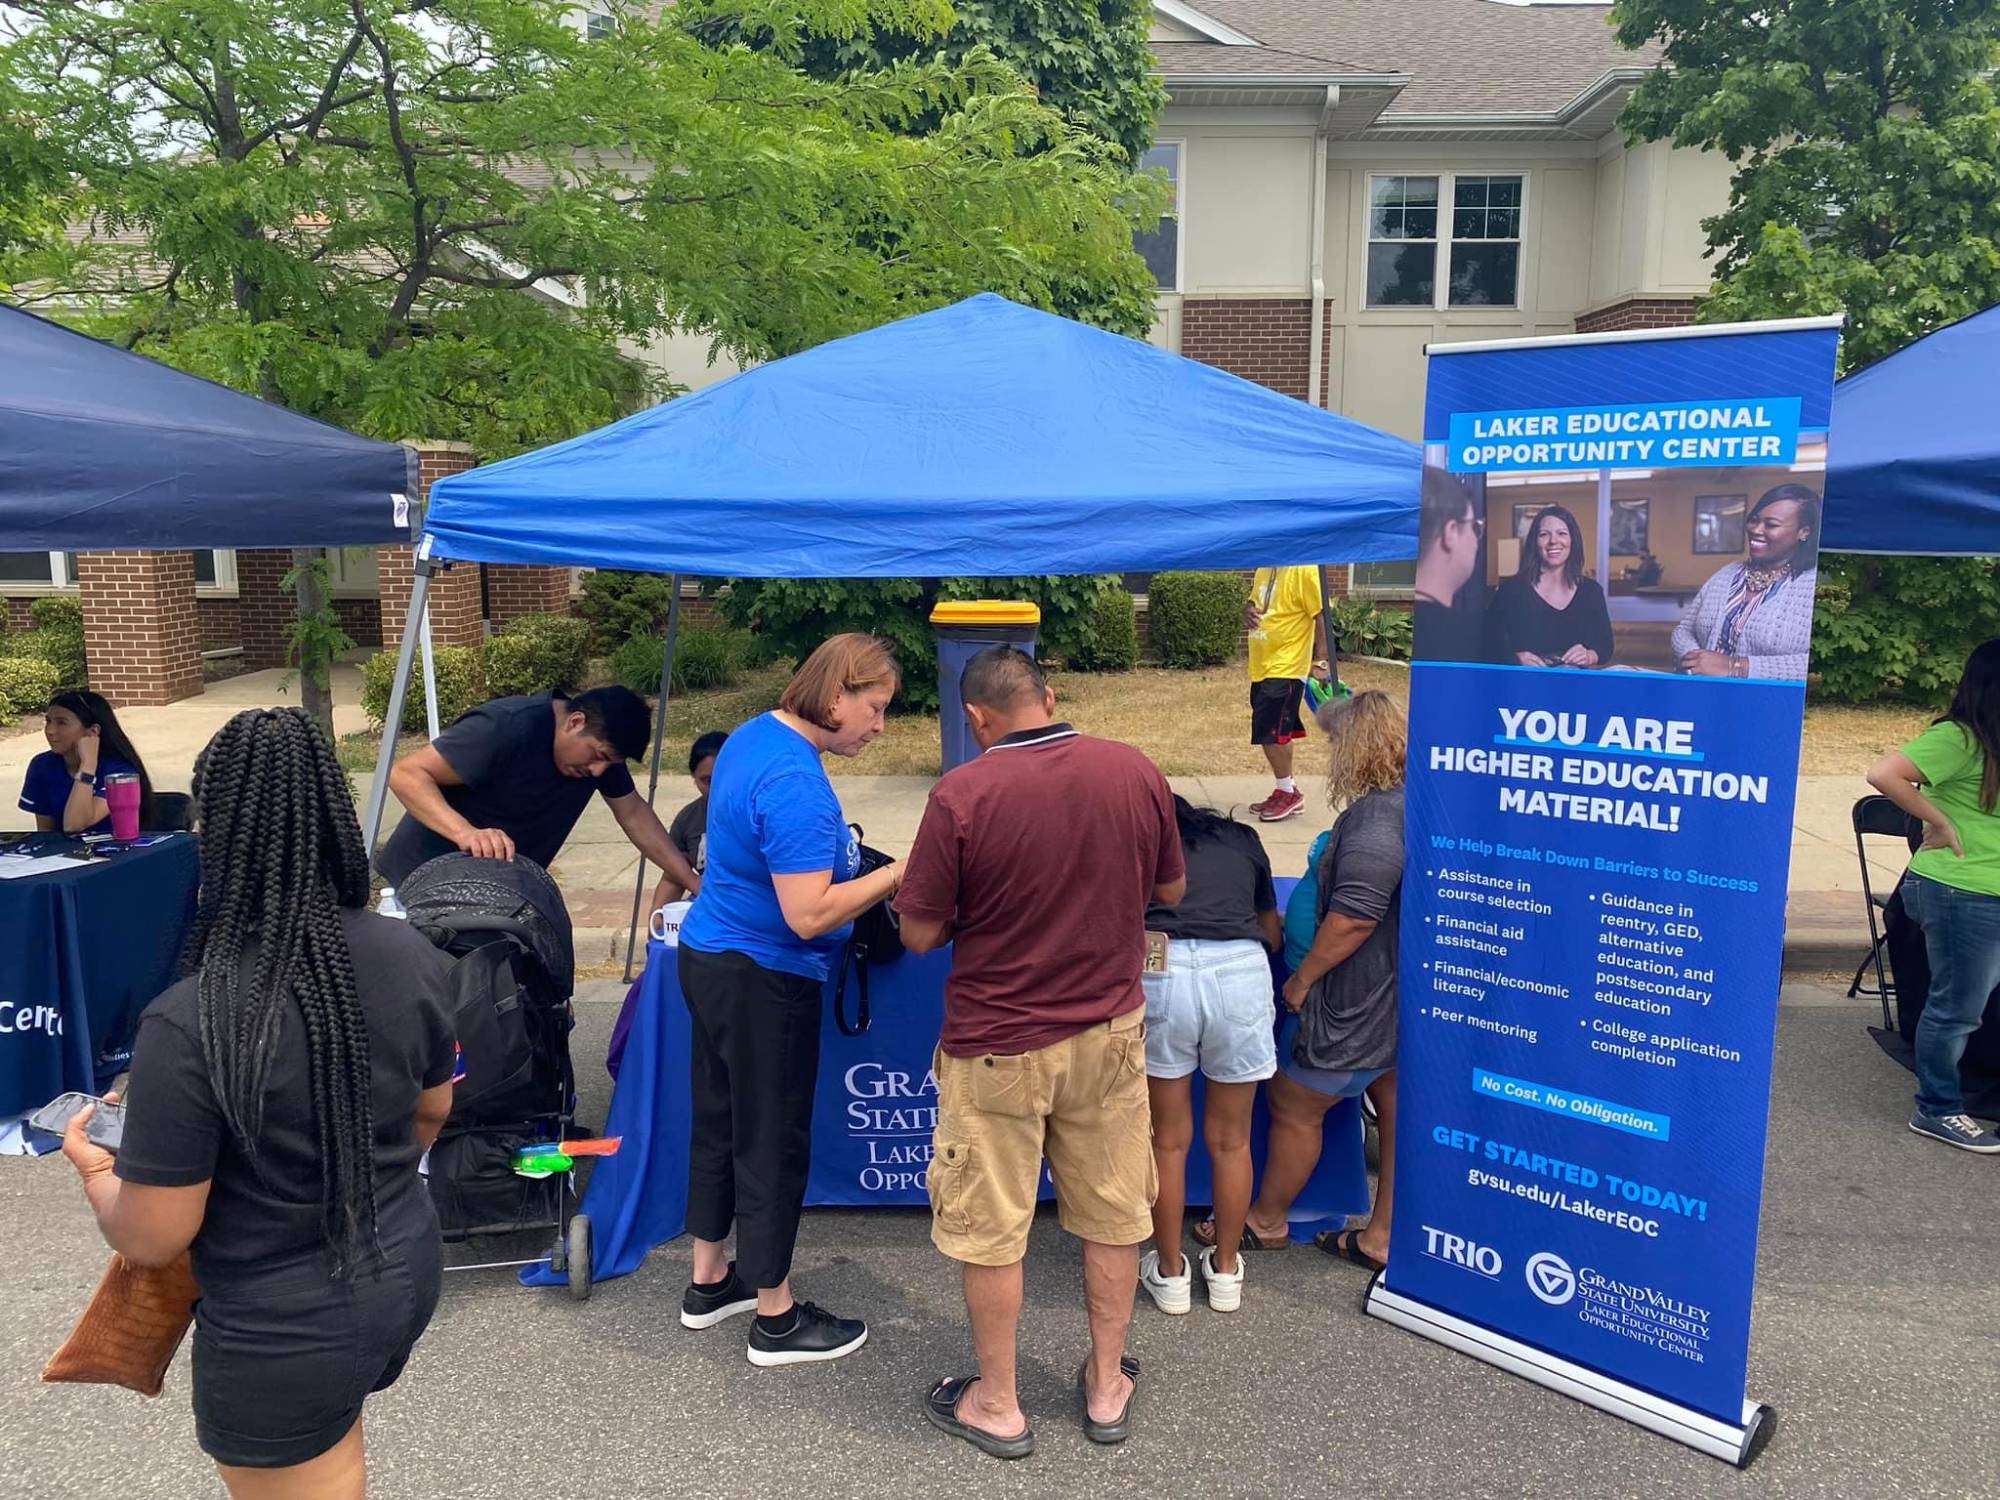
<box><xmin>74</xmin><ymin>771</ymin><xmax>96</xmax><ymax>786</ymax></box>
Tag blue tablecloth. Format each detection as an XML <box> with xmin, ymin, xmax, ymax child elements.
<box><xmin>526</xmin><ymin>934</ymin><xmax>1370</xmax><ymax>1289</ymax></box>
<box><xmin>0</xmin><ymin>835</ymin><xmax>200</xmax><ymax>1119</ymax></box>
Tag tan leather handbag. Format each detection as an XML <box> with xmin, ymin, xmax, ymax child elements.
<box><xmin>42</xmin><ymin>1252</ymin><xmax>199</xmax><ymax>1397</ymax></box>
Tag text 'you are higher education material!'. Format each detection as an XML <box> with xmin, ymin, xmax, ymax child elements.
<box><xmin>1368</xmin><ymin>317</ymin><xmax>1844</xmax><ymax>1467</ymax></box>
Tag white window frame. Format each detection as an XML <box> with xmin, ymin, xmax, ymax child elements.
<box><xmin>1364</xmin><ymin>170</ymin><xmax>1529</xmax><ymax>312</ymax></box>
<box><xmin>584</xmin><ymin>10</ymin><xmax>617</xmax><ymax>40</ymax></box>
<box><xmin>1345</xmin><ymin>560</ymin><xmax>1417</xmax><ymax>601</ymax></box>
<box><xmin>193</xmin><ymin>548</ymin><xmax>238</xmax><ymax>597</ymax></box>
<box><xmin>0</xmin><ymin>551</ymin><xmax>71</xmax><ymax>593</ymax></box>
<box><xmin>1136</xmin><ymin>139</ymin><xmax>1185</xmax><ymax>295</ymax></box>
<box><xmin>324</xmin><ymin>545</ymin><xmax>379</xmax><ymax>599</ymax></box>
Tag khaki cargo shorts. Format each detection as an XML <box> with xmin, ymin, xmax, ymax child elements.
<box><xmin>927</xmin><ymin>1006</ymin><xmax>1157</xmax><ymax>1266</ymax></box>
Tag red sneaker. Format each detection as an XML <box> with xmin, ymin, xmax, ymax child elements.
<box><xmin>1257</xmin><ymin>788</ymin><xmax>1306</xmax><ymax>822</ymax></box>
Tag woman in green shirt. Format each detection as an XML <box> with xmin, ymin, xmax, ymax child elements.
<box><xmin>1867</xmin><ymin>639</ymin><xmax>2000</xmax><ymax>1153</ymax></box>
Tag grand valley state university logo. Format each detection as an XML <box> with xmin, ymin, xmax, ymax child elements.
<box><xmin>1525</xmin><ymin>1251</ymin><xmax>1578</xmax><ymax>1306</ymax></box>
<box><xmin>842</xmin><ymin>1061</ymin><xmax>939</xmax><ymax>1194</ymax></box>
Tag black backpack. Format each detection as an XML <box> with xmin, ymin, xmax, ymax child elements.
<box><xmin>833</xmin><ymin>826</ymin><xmax>903</xmax><ymax>1036</ymax></box>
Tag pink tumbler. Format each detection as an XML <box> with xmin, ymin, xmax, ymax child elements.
<box><xmin>103</xmin><ymin>772</ymin><xmax>141</xmax><ymax>841</ymax></box>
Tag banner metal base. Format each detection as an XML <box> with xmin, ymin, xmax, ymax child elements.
<box><xmin>1363</xmin><ymin>1277</ymin><xmax>1775</xmax><ymax>1469</ymax></box>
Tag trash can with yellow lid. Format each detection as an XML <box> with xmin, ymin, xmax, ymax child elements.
<box><xmin>930</xmin><ymin>600</ymin><xmax>1041</xmax><ymax>773</ymax></box>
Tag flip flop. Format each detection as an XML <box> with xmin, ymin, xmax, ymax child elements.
<box><xmin>1077</xmin><ymin>1355</ymin><xmax>1140</xmax><ymax>1445</ymax></box>
<box><xmin>1192</xmin><ymin>1216</ymin><xmax>1290</xmax><ymax>1252</ymax></box>
<box><xmin>922</xmin><ymin>1376</ymin><xmax>1036</xmax><ymax>1461</ymax></box>
<box><xmin>1313</xmin><ymin>1229</ymin><xmax>1386</xmax><ymax>1272</ymax></box>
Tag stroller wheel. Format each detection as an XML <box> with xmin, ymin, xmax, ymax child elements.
<box><xmin>567</xmin><ymin>1213</ymin><xmax>593</xmax><ymax>1302</ymax></box>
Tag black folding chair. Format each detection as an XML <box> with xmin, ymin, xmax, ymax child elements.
<box><xmin>151</xmin><ymin>791</ymin><xmax>195</xmax><ymax>832</ymax></box>
<box><xmin>1848</xmin><ymin>795</ymin><xmax>1923</xmax><ymax>1027</ymax></box>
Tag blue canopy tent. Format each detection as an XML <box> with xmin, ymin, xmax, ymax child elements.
<box><xmin>364</xmin><ymin>293</ymin><xmax>1423</xmax><ymax>951</ymax></box>
<box><xmin>1824</xmin><ymin>303</ymin><xmax>2000</xmax><ymax>556</ymax></box>
<box><xmin>0</xmin><ymin>303</ymin><xmax>413</xmax><ymax>549</ymax></box>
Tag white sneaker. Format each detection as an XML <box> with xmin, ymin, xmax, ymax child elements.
<box><xmin>1139</xmin><ymin>1248</ymin><xmax>1192</xmax><ymax>1315</ymax></box>
<box><xmin>1199</xmin><ymin>1244</ymin><xmax>1245</xmax><ymax>1313</ymax></box>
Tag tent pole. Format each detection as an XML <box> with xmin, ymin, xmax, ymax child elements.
<box><xmin>1318</xmin><ymin>563</ymin><xmax>1340</xmax><ymax>689</ymax></box>
<box><xmin>361</xmin><ymin>557</ymin><xmax>432</xmax><ymax>868</ymax></box>
<box><xmin>622</xmin><ymin>576</ymin><xmax>683</xmax><ymax>982</ymax></box>
<box><xmin>417</xmin><ymin>598</ymin><xmax>441</xmax><ymax>740</ymax></box>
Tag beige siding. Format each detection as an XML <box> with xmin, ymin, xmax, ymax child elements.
<box><xmin>1183</xmin><ymin>128</ymin><xmax>1317</xmax><ymax>294</ymax></box>
<box><xmin>1589</xmin><ymin>138</ymin><xmax>1729</xmax><ymax>305</ymax></box>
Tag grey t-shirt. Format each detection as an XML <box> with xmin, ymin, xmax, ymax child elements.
<box><xmin>1296</xmin><ymin>787</ymin><xmax>1404</xmax><ymax>1073</ymax></box>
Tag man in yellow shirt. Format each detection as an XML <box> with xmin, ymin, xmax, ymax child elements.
<box><xmin>1245</xmin><ymin>566</ymin><xmax>1330</xmax><ymax>821</ymax></box>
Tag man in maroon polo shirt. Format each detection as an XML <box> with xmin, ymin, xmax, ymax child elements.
<box><xmin>896</xmin><ymin>646</ymin><xmax>1185</xmax><ymax>1459</ymax></box>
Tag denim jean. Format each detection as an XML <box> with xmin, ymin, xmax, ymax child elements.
<box><xmin>1900</xmin><ymin>873</ymin><xmax>2000</xmax><ymax>1117</ymax></box>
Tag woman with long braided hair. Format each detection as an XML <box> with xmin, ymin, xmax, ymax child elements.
<box><xmin>61</xmin><ymin>708</ymin><xmax>460</xmax><ymax>1499</ymax></box>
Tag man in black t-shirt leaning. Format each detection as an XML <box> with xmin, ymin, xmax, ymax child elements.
<box><xmin>376</xmin><ymin>686</ymin><xmax>700</xmax><ymax>908</ymax></box>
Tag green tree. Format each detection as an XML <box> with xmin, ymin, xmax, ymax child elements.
<box><xmin>1613</xmin><ymin>1</ymin><xmax>2000</xmax><ymax>702</ymax></box>
<box><xmin>1613</xmin><ymin>1</ymin><xmax>2000</xmax><ymax>369</ymax></box>
<box><xmin>1</xmin><ymin>0</ymin><xmax>1163</xmax><ymax>453</ymax></box>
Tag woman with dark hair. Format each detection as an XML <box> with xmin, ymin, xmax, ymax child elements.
<box><xmin>19</xmin><ymin>689</ymin><xmax>155</xmax><ymax>833</ymax></box>
<box><xmin>59</xmin><ymin>708</ymin><xmax>459</xmax><ymax>1497</ymax></box>
<box><xmin>1197</xmin><ymin>690</ymin><xmax>1406</xmax><ymax>1269</ymax></box>
<box><xmin>1136</xmin><ymin>797</ymin><xmax>1279</xmax><ymax>1317</ymax></box>
<box><xmin>1488</xmin><ymin>505</ymin><xmax>1613</xmax><ymax>668</ymax></box>
<box><xmin>676</xmin><ymin>634</ymin><xmax>905</xmax><ymax>1366</ymax></box>
<box><xmin>654</xmin><ymin>728</ymin><xmax>729</xmax><ymax>906</ymax></box>
<box><xmin>1868</xmin><ymin>639</ymin><xmax>2000</xmax><ymax>1153</ymax></box>
<box><xmin>1672</xmin><ymin>484</ymin><xmax>1821</xmax><ymax>679</ymax></box>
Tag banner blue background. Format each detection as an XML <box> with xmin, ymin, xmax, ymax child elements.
<box><xmin>1388</xmin><ymin>323</ymin><xmax>1840</xmax><ymax>1430</ymax></box>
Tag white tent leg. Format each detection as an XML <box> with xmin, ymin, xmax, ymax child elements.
<box><xmin>418</xmin><ymin>599</ymin><xmax>441</xmax><ymax>740</ymax></box>
<box><xmin>622</xmin><ymin>577</ymin><xmax>683</xmax><ymax>982</ymax></box>
<box><xmin>361</xmin><ymin>563</ymin><xmax>431</xmax><ymax>863</ymax></box>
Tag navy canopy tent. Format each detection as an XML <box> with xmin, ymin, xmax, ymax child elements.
<box><xmin>1824</xmin><ymin>303</ymin><xmax>2000</xmax><ymax>556</ymax></box>
<box><xmin>424</xmin><ymin>293</ymin><xmax>1420</xmax><ymax>576</ymax></box>
<box><xmin>0</xmin><ymin>303</ymin><xmax>413</xmax><ymax>550</ymax></box>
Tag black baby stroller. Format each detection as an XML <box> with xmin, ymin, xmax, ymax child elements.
<box><xmin>399</xmin><ymin>852</ymin><xmax>595</xmax><ymax>1299</ymax></box>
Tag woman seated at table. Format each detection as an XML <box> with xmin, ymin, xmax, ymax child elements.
<box><xmin>18</xmin><ymin>690</ymin><xmax>155</xmax><ymax>834</ymax></box>
<box><xmin>1671</xmin><ymin>484</ymin><xmax>1820</xmax><ymax>680</ymax></box>
<box><xmin>653</xmin><ymin>730</ymin><xmax>728</xmax><ymax>907</ymax></box>
<box><xmin>1196</xmin><ymin>690</ymin><xmax>1405</xmax><ymax>1269</ymax></box>
<box><xmin>1488</xmin><ymin>505</ymin><xmax>1613</xmax><ymax>668</ymax></box>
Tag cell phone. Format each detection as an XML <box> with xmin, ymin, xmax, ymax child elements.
<box><xmin>28</xmin><ymin>1091</ymin><xmax>126</xmax><ymax>1152</ymax></box>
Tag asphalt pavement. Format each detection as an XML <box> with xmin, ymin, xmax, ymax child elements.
<box><xmin>3</xmin><ymin>984</ymin><xmax>1994</xmax><ymax>1499</ymax></box>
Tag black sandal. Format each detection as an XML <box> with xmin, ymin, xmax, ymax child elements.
<box><xmin>1313</xmin><ymin>1229</ymin><xmax>1386</xmax><ymax>1272</ymax></box>
<box><xmin>1078</xmin><ymin>1355</ymin><xmax>1140</xmax><ymax>1445</ymax></box>
<box><xmin>1192</xmin><ymin>1217</ymin><xmax>1289</xmax><ymax>1252</ymax></box>
<box><xmin>923</xmin><ymin>1376</ymin><xmax>1036</xmax><ymax>1460</ymax></box>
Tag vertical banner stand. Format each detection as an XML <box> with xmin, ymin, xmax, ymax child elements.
<box><xmin>1368</xmin><ymin>315</ymin><xmax>1844</xmax><ymax>1470</ymax></box>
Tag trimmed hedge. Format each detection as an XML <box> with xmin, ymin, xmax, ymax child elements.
<box><xmin>1069</xmin><ymin>586</ymin><xmax>1139</xmax><ymax>671</ymax></box>
<box><xmin>0</xmin><ymin>656</ymin><xmax>62</xmax><ymax>721</ymax></box>
<box><xmin>483</xmin><ymin>613</ymin><xmax>590</xmax><ymax>698</ymax></box>
<box><xmin>361</xmin><ymin>644</ymin><xmax>484</xmax><ymax>733</ymax></box>
<box><xmin>0</xmin><ymin>625</ymin><xmax>86</xmax><ymax>693</ymax></box>
<box><xmin>577</xmin><ymin>570</ymin><xmax>677</xmax><ymax>655</ymax></box>
<box><xmin>1149</xmin><ymin>571</ymin><xmax>1245</xmax><ymax>668</ymax></box>
<box><xmin>28</xmin><ymin>596</ymin><xmax>84</xmax><ymax>632</ymax></box>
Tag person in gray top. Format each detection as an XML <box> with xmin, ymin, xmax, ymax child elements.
<box><xmin>1195</xmin><ymin>691</ymin><xmax>1407</xmax><ymax>1273</ymax></box>
<box><xmin>1670</xmin><ymin>484</ymin><xmax>1820</xmax><ymax>681</ymax></box>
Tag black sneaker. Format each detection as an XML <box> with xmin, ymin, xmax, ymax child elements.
<box><xmin>680</xmin><ymin>1262</ymin><xmax>758</xmax><ymax>1330</ymax></box>
<box><xmin>746</xmin><ymin>1300</ymin><xmax>868</xmax><ymax>1367</ymax></box>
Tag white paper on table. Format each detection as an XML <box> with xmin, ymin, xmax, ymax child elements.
<box><xmin>0</xmin><ymin>853</ymin><xmax>87</xmax><ymax>879</ymax></box>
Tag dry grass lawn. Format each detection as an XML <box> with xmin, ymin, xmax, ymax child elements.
<box><xmin>619</xmin><ymin>656</ymin><xmax>1924</xmax><ymax>780</ymax></box>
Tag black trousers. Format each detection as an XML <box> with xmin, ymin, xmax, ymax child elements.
<box><xmin>679</xmin><ymin>942</ymin><xmax>824</xmax><ymax>1289</ymax></box>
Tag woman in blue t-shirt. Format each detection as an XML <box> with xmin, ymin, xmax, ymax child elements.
<box><xmin>675</xmin><ymin>634</ymin><xmax>905</xmax><ymax>1367</ymax></box>
<box><xmin>18</xmin><ymin>690</ymin><xmax>155</xmax><ymax>834</ymax></box>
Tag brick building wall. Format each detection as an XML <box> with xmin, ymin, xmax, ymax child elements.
<box><xmin>234</xmin><ymin>548</ymin><xmax>296</xmax><ymax>668</ymax></box>
<box><xmin>379</xmin><ymin>443</ymin><xmax>484</xmax><ymax>649</ymax></box>
<box><xmin>3</xmin><ymin>598</ymin><xmax>33</xmax><ymax>633</ymax></box>
<box><xmin>1574</xmin><ymin>297</ymin><xmax>1700</xmax><ymax>336</ymax></box>
<box><xmin>487</xmin><ymin>565</ymin><xmax>573</xmax><ymax>625</ymax></box>
<box><xmin>78</xmin><ymin>551</ymin><xmax>203</xmax><ymax>705</ymax></box>
<box><xmin>1179</xmin><ymin>299</ymin><xmax>1314</xmax><ymax>401</ymax></box>
<box><xmin>336</xmin><ymin>597</ymin><xmax>383</xmax><ymax>648</ymax></box>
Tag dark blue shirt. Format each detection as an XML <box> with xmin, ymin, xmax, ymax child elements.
<box><xmin>679</xmin><ymin>713</ymin><xmax>859</xmax><ymax>981</ymax></box>
<box><xmin>18</xmin><ymin>750</ymin><xmax>136</xmax><ymax>835</ymax></box>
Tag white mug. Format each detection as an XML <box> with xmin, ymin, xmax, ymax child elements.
<box><xmin>651</xmin><ymin>899</ymin><xmax>693</xmax><ymax>945</ymax></box>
